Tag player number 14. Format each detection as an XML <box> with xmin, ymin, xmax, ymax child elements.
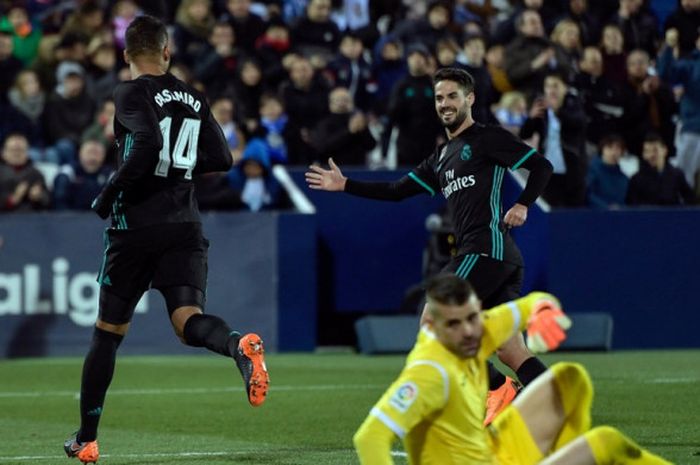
<box><xmin>154</xmin><ymin>116</ymin><xmax>200</xmax><ymax>179</ymax></box>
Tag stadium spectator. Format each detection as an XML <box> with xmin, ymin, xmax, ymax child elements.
<box><xmin>619</xmin><ymin>49</ymin><xmax>676</xmax><ymax>159</ymax></box>
<box><xmin>0</xmin><ymin>133</ymin><xmax>50</xmax><ymax>212</ymax></box>
<box><xmin>626</xmin><ymin>133</ymin><xmax>695</xmax><ymax>206</ymax></box>
<box><xmin>34</xmin><ymin>32</ymin><xmax>89</xmax><ymax>93</ymax></box>
<box><xmin>42</xmin><ymin>61</ymin><xmax>95</xmax><ymax>165</ymax></box>
<box><xmin>599</xmin><ymin>24</ymin><xmax>628</xmax><ymax>87</ymax></box>
<box><xmin>111</xmin><ymin>0</ymin><xmax>141</xmax><ymax>51</ymax></box>
<box><xmin>211</xmin><ymin>95</ymin><xmax>246</xmax><ymax>164</ymax></box>
<box><xmin>520</xmin><ymin>71</ymin><xmax>587</xmax><ymax>207</ymax></box>
<box><xmin>258</xmin><ymin>92</ymin><xmax>289</xmax><ymax>165</ymax></box>
<box><xmin>386</xmin><ymin>43</ymin><xmax>442</xmax><ymax>166</ymax></box>
<box><xmin>191</xmin><ymin>21</ymin><xmax>240</xmax><ymax>98</ymax></box>
<box><xmin>280</xmin><ymin>55</ymin><xmax>330</xmax><ymax>164</ymax></box>
<box><xmin>0</xmin><ymin>4</ymin><xmax>42</xmax><ymax>66</ymax></box>
<box><xmin>491</xmin><ymin>0</ymin><xmax>563</xmax><ymax>46</ymax></box>
<box><xmin>504</xmin><ymin>9</ymin><xmax>563</xmax><ymax>103</ymax></box>
<box><xmin>353</xmin><ymin>274</ymin><xmax>672</xmax><ymax>465</ymax></box>
<box><xmin>290</xmin><ymin>0</ymin><xmax>342</xmax><ymax>64</ymax></box>
<box><xmin>663</xmin><ymin>0</ymin><xmax>700</xmax><ymax>59</ymax></box>
<box><xmin>586</xmin><ymin>134</ymin><xmax>629</xmax><ymax>209</ymax></box>
<box><xmin>325</xmin><ymin>32</ymin><xmax>376</xmax><ymax>112</ymax></box>
<box><xmin>53</xmin><ymin>139</ymin><xmax>112</xmax><ymax>210</ymax></box>
<box><xmin>312</xmin><ymin>86</ymin><xmax>376</xmax><ymax>166</ymax></box>
<box><xmin>485</xmin><ymin>43</ymin><xmax>513</xmax><ymax>95</ymax></box>
<box><xmin>608</xmin><ymin>0</ymin><xmax>658</xmax><ymax>56</ymax></box>
<box><xmin>657</xmin><ymin>28</ymin><xmax>700</xmax><ymax>198</ymax></box>
<box><xmin>60</xmin><ymin>1</ymin><xmax>105</xmax><ymax>39</ymax></box>
<box><xmin>227</xmin><ymin>137</ymin><xmax>284</xmax><ymax>211</ymax></box>
<box><xmin>549</xmin><ymin>18</ymin><xmax>581</xmax><ymax>82</ymax></box>
<box><xmin>233</xmin><ymin>57</ymin><xmax>266</xmax><ymax>135</ymax></box>
<box><xmin>558</xmin><ymin>0</ymin><xmax>600</xmax><ymax>47</ymax></box>
<box><xmin>221</xmin><ymin>0</ymin><xmax>267</xmax><ymax>55</ymax></box>
<box><xmin>460</xmin><ymin>34</ymin><xmax>496</xmax><ymax>124</ymax></box>
<box><xmin>370</xmin><ymin>36</ymin><xmax>407</xmax><ymax>117</ymax></box>
<box><xmin>390</xmin><ymin>0</ymin><xmax>456</xmax><ymax>55</ymax></box>
<box><xmin>7</xmin><ymin>69</ymin><xmax>45</xmax><ymax>150</ymax></box>
<box><xmin>435</xmin><ymin>37</ymin><xmax>462</xmax><ymax>70</ymax></box>
<box><xmin>81</xmin><ymin>98</ymin><xmax>116</xmax><ymax>162</ymax></box>
<box><xmin>0</xmin><ymin>28</ymin><xmax>23</xmax><ymax>103</ymax></box>
<box><xmin>255</xmin><ymin>20</ymin><xmax>292</xmax><ymax>90</ymax></box>
<box><xmin>493</xmin><ymin>90</ymin><xmax>528</xmax><ymax>135</ymax></box>
<box><xmin>573</xmin><ymin>46</ymin><xmax>624</xmax><ymax>148</ymax></box>
<box><xmin>84</xmin><ymin>39</ymin><xmax>120</xmax><ymax>105</ymax></box>
<box><xmin>172</xmin><ymin>0</ymin><xmax>216</xmax><ymax>69</ymax></box>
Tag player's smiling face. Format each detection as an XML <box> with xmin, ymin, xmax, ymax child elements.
<box><xmin>434</xmin><ymin>80</ymin><xmax>473</xmax><ymax>132</ymax></box>
<box><xmin>427</xmin><ymin>294</ymin><xmax>484</xmax><ymax>359</ymax></box>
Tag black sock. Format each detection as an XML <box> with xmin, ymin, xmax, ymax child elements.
<box><xmin>183</xmin><ymin>313</ymin><xmax>240</xmax><ymax>357</ymax></box>
<box><xmin>77</xmin><ymin>327</ymin><xmax>123</xmax><ymax>443</ymax></box>
<box><xmin>516</xmin><ymin>356</ymin><xmax>548</xmax><ymax>386</ymax></box>
<box><xmin>487</xmin><ymin>361</ymin><xmax>507</xmax><ymax>390</ymax></box>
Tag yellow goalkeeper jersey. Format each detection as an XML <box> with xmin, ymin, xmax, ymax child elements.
<box><xmin>357</xmin><ymin>293</ymin><xmax>549</xmax><ymax>465</ymax></box>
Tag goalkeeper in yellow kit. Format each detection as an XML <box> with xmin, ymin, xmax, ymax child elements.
<box><xmin>354</xmin><ymin>274</ymin><xmax>671</xmax><ymax>465</ymax></box>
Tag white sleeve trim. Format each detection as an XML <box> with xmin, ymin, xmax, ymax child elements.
<box><xmin>507</xmin><ymin>301</ymin><xmax>521</xmax><ymax>335</ymax></box>
<box><xmin>406</xmin><ymin>360</ymin><xmax>449</xmax><ymax>404</ymax></box>
<box><xmin>371</xmin><ymin>407</ymin><xmax>406</xmax><ymax>439</ymax></box>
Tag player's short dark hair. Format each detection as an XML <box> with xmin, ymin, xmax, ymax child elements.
<box><xmin>425</xmin><ymin>274</ymin><xmax>475</xmax><ymax>306</ymax></box>
<box><xmin>125</xmin><ymin>15</ymin><xmax>168</xmax><ymax>58</ymax></box>
<box><xmin>433</xmin><ymin>67</ymin><xmax>475</xmax><ymax>95</ymax></box>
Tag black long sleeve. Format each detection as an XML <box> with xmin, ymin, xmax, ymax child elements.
<box><xmin>516</xmin><ymin>155</ymin><xmax>553</xmax><ymax>206</ymax></box>
<box><xmin>344</xmin><ymin>175</ymin><xmax>426</xmax><ymax>201</ymax></box>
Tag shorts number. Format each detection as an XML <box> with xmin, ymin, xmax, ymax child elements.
<box><xmin>154</xmin><ymin>117</ymin><xmax>200</xmax><ymax>179</ymax></box>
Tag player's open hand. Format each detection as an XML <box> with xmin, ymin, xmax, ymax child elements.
<box><xmin>503</xmin><ymin>203</ymin><xmax>528</xmax><ymax>228</ymax></box>
<box><xmin>526</xmin><ymin>298</ymin><xmax>571</xmax><ymax>353</ymax></box>
<box><xmin>305</xmin><ymin>158</ymin><xmax>347</xmax><ymax>192</ymax></box>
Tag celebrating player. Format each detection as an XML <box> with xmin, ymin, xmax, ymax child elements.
<box><xmin>353</xmin><ymin>274</ymin><xmax>671</xmax><ymax>465</ymax></box>
<box><xmin>64</xmin><ymin>16</ymin><xmax>269</xmax><ymax>464</ymax></box>
<box><xmin>306</xmin><ymin>67</ymin><xmax>553</xmax><ymax>423</ymax></box>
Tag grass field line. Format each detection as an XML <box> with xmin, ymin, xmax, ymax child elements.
<box><xmin>0</xmin><ymin>449</ymin><xmax>409</xmax><ymax>461</ymax></box>
<box><xmin>0</xmin><ymin>383</ymin><xmax>386</xmax><ymax>399</ymax></box>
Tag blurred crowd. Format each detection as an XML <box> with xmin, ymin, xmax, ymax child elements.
<box><xmin>0</xmin><ymin>0</ymin><xmax>698</xmax><ymax>213</ymax></box>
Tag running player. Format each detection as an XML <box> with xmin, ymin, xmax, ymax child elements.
<box><xmin>353</xmin><ymin>274</ymin><xmax>671</xmax><ymax>465</ymax></box>
<box><xmin>306</xmin><ymin>67</ymin><xmax>553</xmax><ymax>423</ymax></box>
<box><xmin>64</xmin><ymin>16</ymin><xmax>269</xmax><ymax>464</ymax></box>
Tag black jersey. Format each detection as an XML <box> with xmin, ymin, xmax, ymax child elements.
<box><xmin>410</xmin><ymin>123</ymin><xmax>539</xmax><ymax>265</ymax></box>
<box><xmin>106</xmin><ymin>73</ymin><xmax>232</xmax><ymax>229</ymax></box>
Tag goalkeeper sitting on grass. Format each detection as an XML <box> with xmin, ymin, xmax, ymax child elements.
<box><xmin>354</xmin><ymin>274</ymin><xmax>671</xmax><ymax>465</ymax></box>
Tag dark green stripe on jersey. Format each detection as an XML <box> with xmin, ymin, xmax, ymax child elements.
<box><xmin>455</xmin><ymin>254</ymin><xmax>480</xmax><ymax>279</ymax></box>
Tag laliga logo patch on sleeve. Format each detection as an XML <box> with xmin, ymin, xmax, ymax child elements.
<box><xmin>389</xmin><ymin>382</ymin><xmax>419</xmax><ymax>413</ymax></box>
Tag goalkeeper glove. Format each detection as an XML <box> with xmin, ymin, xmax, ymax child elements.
<box><xmin>526</xmin><ymin>298</ymin><xmax>571</xmax><ymax>353</ymax></box>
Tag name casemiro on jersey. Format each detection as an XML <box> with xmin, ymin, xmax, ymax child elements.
<box><xmin>153</xmin><ymin>89</ymin><xmax>201</xmax><ymax>112</ymax></box>
<box><xmin>442</xmin><ymin>169</ymin><xmax>476</xmax><ymax>199</ymax></box>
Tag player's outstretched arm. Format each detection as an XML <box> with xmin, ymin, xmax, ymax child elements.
<box><xmin>305</xmin><ymin>158</ymin><xmax>347</xmax><ymax>191</ymax></box>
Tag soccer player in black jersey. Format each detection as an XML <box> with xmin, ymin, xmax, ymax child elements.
<box><xmin>63</xmin><ymin>16</ymin><xmax>269</xmax><ymax>464</ymax></box>
<box><xmin>306</xmin><ymin>67</ymin><xmax>553</xmax><ymax>425</ymax></box>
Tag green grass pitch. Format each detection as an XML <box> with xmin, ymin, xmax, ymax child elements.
<box><xmin>1</xmin><ymin>351</ymin><xmax>698</xmax><ymax>464</ymax></box>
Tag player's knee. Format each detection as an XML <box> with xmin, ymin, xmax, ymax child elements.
<box><xmin>550</xmin><ymin>362</ymin><xmax>592</xmax><ymax>396</ymax></box>
<box><xmin>95</xmin><ymin>319</ymin><xmax>130</xmax><ymax>336</ymax></box>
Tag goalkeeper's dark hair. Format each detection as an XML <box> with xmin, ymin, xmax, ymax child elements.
<box><xmin>125</xmin><ymin>15</ymin><xmax>168</xmax><ymax>58</ymax></box>
<box><xmin>433</xmin><ymin>67</ymin><xmax>475</xmax><ymax>95</ymax></box>
<box><xmin>424</xmin><ymin>274</ymin><xmax>475</xmax><ymax>306</ymax></box>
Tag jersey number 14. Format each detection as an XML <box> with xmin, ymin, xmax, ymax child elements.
<box><xmin>154</xmin><ymin>117</ymin><xmax>200</xmax><ymax>179</ymax></box>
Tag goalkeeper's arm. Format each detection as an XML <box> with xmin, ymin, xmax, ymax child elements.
<box><xmin>482</xmin><ymin>292</ymin><xmax>571</xmax><ymax>354</ymax></box>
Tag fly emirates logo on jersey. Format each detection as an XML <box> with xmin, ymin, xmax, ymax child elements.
<box><xmin>0</xmin><ymin>258</ymin><xmax>148</xmax><ymax>326</ymax></box>
<box><xmin>442</xmin><ymin>169</ymin><xmax>475</xmax><ymax>199</ymax></box>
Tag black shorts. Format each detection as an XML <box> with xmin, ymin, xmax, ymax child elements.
<box><xmin>441</xmin><ymin>254</ymin><xmax>523</xmax><ymax>309</ymax></box>
<box><xmin>97</xmin><ymin>222</ymin><xmax>209</xmax><ymax>324</ymax></box>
